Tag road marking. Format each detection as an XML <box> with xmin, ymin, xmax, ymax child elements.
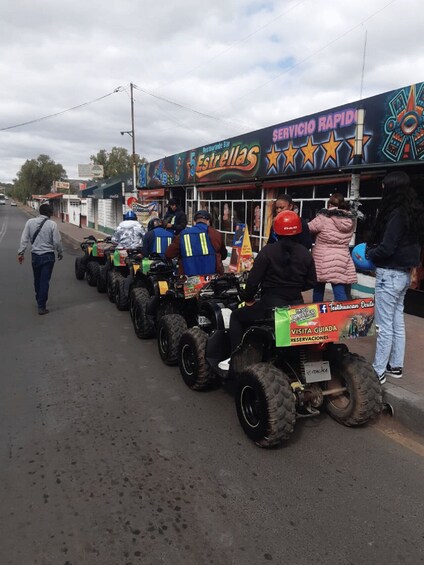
<box><xmin>0</xmin><ymin>217</ymin><xmax>9</xmax><ymax>245</ymax></box>
<box><xmin>375</xmin><ymin>420</ymin><xmax>424</xmax><ymax>457</ymax></box>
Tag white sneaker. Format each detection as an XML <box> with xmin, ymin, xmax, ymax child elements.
<box><xmin>218</xmin><ymin>357</ymin><xmax>231</xmax><ymax>371</ymax></box>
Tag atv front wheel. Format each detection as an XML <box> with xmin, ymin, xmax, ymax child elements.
<box><xmin>86</xmin><ymin>261</ymin><xmax>100</xmax><ymax>287</ymax></box>
<box><xmin>107</xmin><ymin>271</ymin><xmax>120</xmax><ymax>303</ymax></box>
<box><xmin>132</xmin><ymin>288</ymin><xmax>155</xmax><ymax>338</ymax></box>
<box><xmin>115</xmin><ymin>277</ymin><xmax>129</xmax><ymax>311</ymax></box>
<box><xmin>97</xmin><ymin>265</ymin><xmax>107</xmax><ymax>293</ymax></box>
<box><xmin>157</xmin><ymin>314</ymin><xmax>187</xmax><ymax>366</ymax></box>
<box><xmin>75</xmin><ymin>257</ymin><xmax>86</xmax><ymax>280</ymax></box>
<box><xmin>235</xmin><ymin>363</ymin><xmax>296</xmax><ymax>448</ymax></box>
<box><xmin>325</xmin><ymin>352</ymin><xmax>382</xmax><ymax>426</ymax></box>
<box><xmin>178</xmin><ymin>327</ymin><xmax>213</xmax><ymax>390</ymax></box>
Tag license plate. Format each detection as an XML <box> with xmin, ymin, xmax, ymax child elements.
<box><xmin>304</xmin><ymin>361</ymin><xmax>331</xmax><ymax>383</ymax></box>
<box><xmin>197</xmin><ymin>315</ymin><xmax>210</xmax><ymax>326</ymax></box>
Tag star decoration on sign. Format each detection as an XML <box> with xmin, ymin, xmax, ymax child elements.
<box><xmin>322</xmin><ymin>130</ymin><xmax>342</xmax><ymax>165</ymax></box>
<box><xmin>346</xmin><ymin>134</ymin><xmax>372</xmax><ymax>161</ymax></box>
<box><xmin>266</xmin><ymin>144</ymin><xmax>281</xmax><ymax>173</ymax></box>
<box><xmin>283</xmin><ymin>141</ymin><xmax>297</xmax><ymax>170</ymax></box>
<box><xmin>300</xmin><ymin>136</ymin><xmax>319</xmax><ymax>167</ymax></box>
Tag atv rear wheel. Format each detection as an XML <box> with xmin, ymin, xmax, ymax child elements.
<box><xmin>235</xmin><ymin>363</ymin><xmax>296</xmax><ymax>448</ymax></box>
<box><xmin>97</xmin><ymin>265</ymin><xmax>107</xmax><ymax>293</ymax></box>
<box><xmin>86</xmin><ymin>261</ymin><xmax>100</xmax><ymax>287</ymax></box>
<box><xmin>178</xmin><ymin>327</ymin><xmax>213</xmax><ymax>390</ymax></box>
<box><xmin>107</xmin><ymin>271</ymin><xmax>120</xmax><ymax>303</ymax></box>
<box><xmin>115</xmin><ymin>277</ymin><xmax>129</xmax><ymax>311</ymax></box>
<box><xmin>157</xmin><ymin>314</ymin><xmax>187</xmax><ymax>366</ymax></box>
<box><xmin>325</xmin><ymin>352</ymin><xmax>382</xmax><ymax>426</ymax></box>
<box><xmin>75</xmin><ymin>257</ymin><xmax>86</xmax><ymax>280</ymax></box>
<box><xmin>132</xmin><ymin>288</ymin><xmax>155</xmax><ymax>338</ymax></box>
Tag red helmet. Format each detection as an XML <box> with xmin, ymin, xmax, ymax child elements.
<box><xmin>274</xmin><ymin>210</ymin><xmax>302</xmax><ymax>236</ymax></box>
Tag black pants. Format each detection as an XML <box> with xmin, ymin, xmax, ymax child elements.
<box><xmin>229</xmin><ymin>294</ymin><xmax>303</xmax><ymax>353</ymax></box>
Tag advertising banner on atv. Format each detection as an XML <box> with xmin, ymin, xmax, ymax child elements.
<box><xmin>275</xmin><ymin>298</ymin><xmax>375</xmax><ymax>347</ymax></box>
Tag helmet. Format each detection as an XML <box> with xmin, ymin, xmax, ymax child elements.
<box><xmin>194</xmin><ymin>209</ymin><xmax>211</xmax><ymax>221</ymax></box>
<box><xmin>274</xmin><ymin>211</ymin><xmax>302</xmax><ymax>236</ymax></box>
<box><xmin>351</xmin><ymin>243</ymin><xmax>376</xmax><ymax>271</ymax></box>
<box><xmin>147</xmin><ymin>217</ymin><xmax>163</xmax><ymax>231</ymax></box>
<box><xmin>124</xmin><ymin>210</ymin><xmax>137</xmax><ymax>221</ymax></box>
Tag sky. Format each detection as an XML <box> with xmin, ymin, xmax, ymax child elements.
<box><xmin>1</xmin><ymin>0</ymin><xmax>423</xmax><ymax>183</ymax></box>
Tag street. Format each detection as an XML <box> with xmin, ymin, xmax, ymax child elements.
<box><xmin>1</xmin><ymin>207</ymin><xmax>423</xmax><ymax>565</ymax></box>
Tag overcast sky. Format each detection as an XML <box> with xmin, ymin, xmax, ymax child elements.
<box><xmin>1</xmin><ymin>0</ymin><xmax>423</xmax><ymax>183</ymax></box>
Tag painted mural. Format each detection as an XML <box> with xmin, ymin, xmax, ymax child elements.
<box><xmin>140</xmin><ymin>82</ymin><xmax>424</xmax><ymax>188</ymax></box>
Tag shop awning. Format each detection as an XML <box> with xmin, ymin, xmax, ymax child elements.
<box><xmin>93</xmin><ymin>182</ymin><xmax>123</xmax><ymax>200</ymax></box>
<box><xmin>31</xmin><ymin>193</ymin><xmax>64</xmax><ymax>200</ymax></box>
<box><xmin>80</xmin><ymin>185</ymin><xmax>97</xmax><ymax>197</ymax></box>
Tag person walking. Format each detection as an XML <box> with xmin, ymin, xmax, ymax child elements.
<box><xmin>165</xmin><ymin>209</ymin><xmax>227</xmax><ymax>276</ymax></box>
<box><xmin>218</xmin><ymin>211</ymin><xmax>316</xmax><ymax>370</ymax></box>
<box><xmin>308</xmin><ymin>193</ymin><xmax>357</xmax><ymax>302</ymax></box>
<box><xmin>17</xmin><ymin>203</ymin><xmax>63</xmax><ymax>315</ymax></box>
<box><xmin>366</xmin><ymin>171</ymin><xmax>424</xmax><ymax>384</ymax></box>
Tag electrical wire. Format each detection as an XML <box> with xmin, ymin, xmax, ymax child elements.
<box><xmin>0</xmin><ymin>87</ymin><xmax>124</xmax><ymax>132</ymax></box>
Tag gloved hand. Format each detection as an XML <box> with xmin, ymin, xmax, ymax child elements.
<box><xmin>18</xmin><ymin>254</ymin><xmax>24</xmax><ymax>264</ymax></box>
<box><xmin>58</xmin><ymin>254</ymin><xmax>63</xmax><ymax>261</ymax></box>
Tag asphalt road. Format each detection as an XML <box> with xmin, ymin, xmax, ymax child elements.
<box><xmin>1</xmin><ymin>206</ymin><xmax>423</xmax><ymax>565</ymax></box>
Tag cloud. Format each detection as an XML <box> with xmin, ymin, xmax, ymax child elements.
<box><xmin>0</xmin><ymin>0</ymin><xmax>423</xmax><ymax>182</ymax></box>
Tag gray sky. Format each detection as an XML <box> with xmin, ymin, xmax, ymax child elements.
<box><xmin>1</xmin><ymin>0</ymin><xmax>423</xmax><ymax>183</ymax></box>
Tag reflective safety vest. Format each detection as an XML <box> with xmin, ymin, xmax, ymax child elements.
<box><xmin>152</xmin><ymin>227</ymin><xmax>173</xmax><ymax>257</ymax></box>
<box><xmin>180</xmin><ymin>223</ymin><xmax>216</xmax><ymax>276</ymax></box>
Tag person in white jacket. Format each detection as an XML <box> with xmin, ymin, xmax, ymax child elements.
<box><xmin>111</xmin><ymin>211</ymin><xmax>145</xmax><ymax>248</ymax></box>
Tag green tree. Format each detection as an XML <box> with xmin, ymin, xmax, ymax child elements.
<box><xmin>90</xmin><ymin>146</ymin><xmax>146</xmax><ymax>179</ymax></box>
<box><xmin>13</xmin><ymin>155</ymin><xmax>67</xmax><ymax>202</ymax></box>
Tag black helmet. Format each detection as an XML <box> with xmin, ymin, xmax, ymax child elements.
<box><xmin>194</xmin><ymin>209</ymin><xmax>211</xmax><ymax>221</ymax></box>
<box><xmin>147</xmin><ymin>217</ymin><xmax>163</xmax><ymax>231</ymax></box>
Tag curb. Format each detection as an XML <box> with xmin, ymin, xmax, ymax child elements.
<box><xmin>383</xmin><ymin>384</ymin><xmax>424</xmax><ymax>437</ymax></box>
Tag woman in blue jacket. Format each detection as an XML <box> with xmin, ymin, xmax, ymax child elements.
<box><xmin>367</xmin><ymin>171</ymin><xmax>424</xmax><ymax>384</ymax></box>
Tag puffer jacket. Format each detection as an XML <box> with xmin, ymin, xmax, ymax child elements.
<box><xmin>308</xmin><ymin>208</ymin><xmax>357</xmax><ymax>284</ymax></box>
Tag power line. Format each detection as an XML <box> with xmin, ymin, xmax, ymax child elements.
<box><xmin>0</xmin><ymin>87</ymin><xmax>123</xmax><ymax>132</ymax></box>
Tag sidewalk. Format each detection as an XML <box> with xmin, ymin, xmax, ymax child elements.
<box><xmin>21</xmin><ymin>205</ymin><xmax>424</xmax><ymax>437</ymax></box>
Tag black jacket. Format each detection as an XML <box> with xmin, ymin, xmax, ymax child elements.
<box><xmin>163</xmin><ymin>207</ymin><xmax>187</xmax><ymax>235</ymax></box>
<box><xmin>367</xmin><ymin>209</ymin><xmax>421</xmax><ymax>270</ymax></box>
<box><xmin>243</xmin><ymin>238</ymin><xmax>317</xmax><ymax>302</ymax></box>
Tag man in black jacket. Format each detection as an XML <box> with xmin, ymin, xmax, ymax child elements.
<box><xmin>219</xmin><ymin>210</ymin><xmax>316</xmax><ymax>370</ymax></box>
<box><xmin>163</xmin><ymin>198</ymin><xmax>187</xmax><ymax>235</ymax></box>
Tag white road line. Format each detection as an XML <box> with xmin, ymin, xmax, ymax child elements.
<box><xmin>0</xmin><ymin>217</ymin><xmax>9</xmax><ymax>245</ymax></box>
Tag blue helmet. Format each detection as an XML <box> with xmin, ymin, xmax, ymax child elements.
<box><xmin>124</xmin><ymin>210</ymin><xmax>137</xmax><ymax>221</ymax></box>
<box><xmin>351</xmin><ymin>243</ymin><xmax>375</xmax><ymax>272</ymax></box>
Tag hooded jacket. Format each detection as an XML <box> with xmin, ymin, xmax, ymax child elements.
<box><xmin>308</xmin><ymin>208</ymin><xmax>357</xmax><ymax>284</ymax></box>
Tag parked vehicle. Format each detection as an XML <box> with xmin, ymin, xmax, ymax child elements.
<box><xmin>177</xmin><ymin>298</ymin><xmax>382</xmax><ymax>447</ymax></box>
<box><xmin>74</xmin><ymin>236</ymin><xmax>113</xmax><ymax>284</ymax></box>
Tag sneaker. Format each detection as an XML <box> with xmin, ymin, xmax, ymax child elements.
<box><xmin>218</xmin><ymin>357</ymin><xmax>231</xmax><ymax>371</ymax></box>
<box><xmin>378</xmin><ymin>373</ymin><xmax>386</xmax><ymax>385</ymax></box>
<box><xmin>38</xmin><ymin>308</ymin><xmax>49</xmax><ymax>315</ymax></box>
<box><xmin>385</xmin><ymin>365</ymin><xmax>403</xmax><ymax>378</ymax></box>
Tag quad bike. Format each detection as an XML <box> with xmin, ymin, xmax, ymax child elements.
<box><xmin>157</xmin><ymin>273</ymin><xmax>244</xmax><ymax>366</ymax></box>
<box><xmin>113</xmin><ymin>248</ymin><xmax>145</xmax><ymax>311</ymax></box>
<box><xmin>105</xmin><ymin>247</ymin><xmax>131</xmax><ymax>303</ymax></box>
<box><xmin>130</xmin><ymin>258</ymin><xmax>180</xmax><ymax>340</ymax></box>
<box><xmin>74</xmin><ymin>235</ymin><xmax>113</xmax><ymax>286</ymax></box>
<box><xmin>177</xmin><ymin>298</ymin><xmax>382</xmax><ymax>448</ymax></box>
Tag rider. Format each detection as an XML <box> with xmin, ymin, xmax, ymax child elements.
<box><xmin>163</xmin><ymin>198</ymin><xmax>188</xmax><ymax>236</ymax></box>
<box><xmin>142</xmin><ymin>217</ymin><xmax>174</xmax><ymax>257</ymax></box>
<box><xmin>219</xmin><ymin>210</ymin><xmax>317</xmax><ymax>370</ymax></box>
<box><xmin>165</xmin><ymin>209</ymin><xmax>227</xmax><ymax>276</ymax></box>
<box><xmin>111</xmin><ymin>210</ymin><xmax>145</xmax><ymax>249</ymax></box>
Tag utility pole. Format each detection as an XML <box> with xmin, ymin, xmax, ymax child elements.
<box><xmin>130</xmin><ymin>82</ymin><xmax>137</xmax><ymax>193</ymax></box>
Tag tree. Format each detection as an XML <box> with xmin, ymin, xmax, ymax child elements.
<box><xmin>13</xmin><ymin>155</ymin><xmax>67</xmax><ymax>202</ymax></box>
<box><xmin>90</xmin><ymin>147</ymin><xmax>146</xmax><ymax>179</ymax></box>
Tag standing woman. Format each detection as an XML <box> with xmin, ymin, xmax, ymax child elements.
<box><xmin>367</xmin><ymin>171</ymin><xmax>424</xmax><ymax>384</ymax></box>
<box><xmin>308</xmin><ymin>193</ymin><xmax>357</xmax><ymax>302</ymax></box>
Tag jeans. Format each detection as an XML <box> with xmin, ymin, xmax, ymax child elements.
<box><xmin>31</xmin><ymin>252</ymin><xmax>55</xmax><ymax>310</ymax></box>
<box><xmin>373</xmin><ymin>268</ymin><xmax>410</xmax><ymax>376</ymax></box>
<box><xmin>313</xmin><ymin>282</ymin><xmax>347</xmax><ymax>302</ymax></box>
